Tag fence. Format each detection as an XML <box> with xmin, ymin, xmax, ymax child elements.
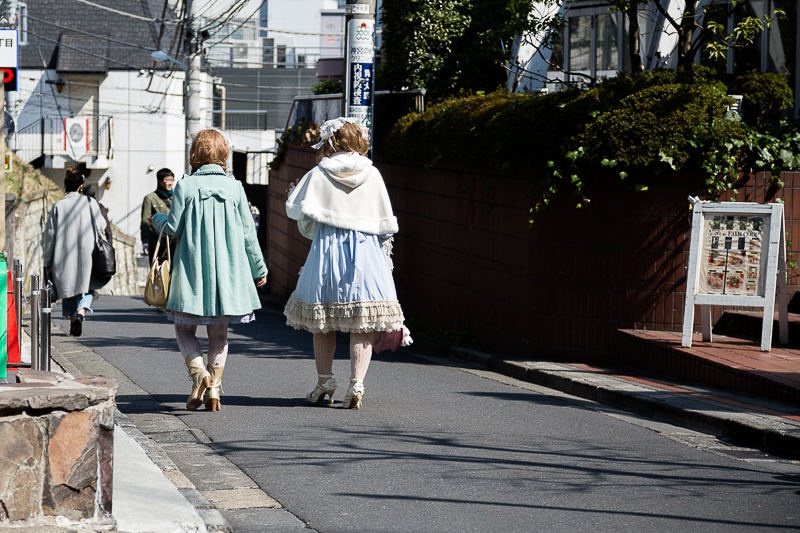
<box><xmin>11</xmin><ymin>114</ymin><xmax>114</xmax><ymax>164</ymax></box>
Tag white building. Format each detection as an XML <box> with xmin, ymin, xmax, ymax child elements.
<box><xmin>5</xmin><ymin>0</ymin><xmax>349</xmax><ymax>246</ymax></box>
<box><xmin>6</xmin><ymin>0</ymin><xmax>205</xmax><ymax>243</ymax></box>
<box><xmin>508</xmin><ymin>0</ymin><xmax>800</xmax><ymax>117</ymax></box>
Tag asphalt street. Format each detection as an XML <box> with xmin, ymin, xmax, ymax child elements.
<box><xmin>51</xmin><ymin>295</ymin><xmax>800</xmax><ymax>532</ymax></box>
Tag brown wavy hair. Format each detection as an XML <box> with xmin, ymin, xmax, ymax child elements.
<box><xmin>189</xmin><ymin>129</ymin><xmax>229</xmax><ymax>172</ymax></box>
<box><xmin>319</xmin><ymin>121</ymin><xmax>369</xmax><ymax>159</ymax></box>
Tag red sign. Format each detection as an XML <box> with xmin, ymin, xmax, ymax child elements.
<box><xmin>0</xmin><ymin>67</ymin><xmax>16</xmax><ymax>91</ymax></box>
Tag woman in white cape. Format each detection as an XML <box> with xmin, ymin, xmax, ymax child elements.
<box><xmin>284</xmin><ymin>117</ymin><xmax>405</xmax><ymax>409</ymax></box>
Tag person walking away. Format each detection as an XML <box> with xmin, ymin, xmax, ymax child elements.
<box><xmin>152</xmin><ymin>129</ymin><xmax>267</xmax><ymax>412</ymax></box>
<box><xmin>82</xmin><ymin>184</ymin><xmax>112</xmax><ymax>242</ymax></box>
<box><xmin>42</xmin><ymin>166</ymin><xmax>109</xmax><ymax>337</ymax></box>
<box><xmin>141</xmin><ymin>168</ymin><xmax>175</xmax><ymax>265</ymax></box>
<box><xmin>284</xmin><ymin>117</ymin><xmax>406</xmax><ymax>409</ymax></box>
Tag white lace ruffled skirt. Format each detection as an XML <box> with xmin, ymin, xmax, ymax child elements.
<box><xmin>284</xmin><ymin>224</ymin><xmax>404</xmax><ymax>334</ymax></box>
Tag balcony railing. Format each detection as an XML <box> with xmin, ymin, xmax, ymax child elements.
<box><xmin>212</xmin><ymin>110</ymin><xmax>269</xmax><ymax>131</ymax></box>
<box><xmin>282</xmin><ymin>90</ymin><xmax>425</xmax><ymax>134</ymax></box>
<box><xmin>12</xmin><ymin>114</ymin><xmax>113</xmax><ymax>164</ymax></box>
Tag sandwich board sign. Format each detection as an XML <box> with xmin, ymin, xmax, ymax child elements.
<box><xmin>681</xmin><ymin>201</ymin><xmax>787</xmax><ymax>351</ymax></box>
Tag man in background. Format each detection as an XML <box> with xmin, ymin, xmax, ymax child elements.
<box><xmin>140</xmin><ymin>168</ymin><xmax>175</xmax><ymax>265</ymax></box>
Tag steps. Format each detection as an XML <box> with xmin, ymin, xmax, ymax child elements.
<box><xmin>615</xmin><ymin>328</ymin><xmax>800</xmax><ymax>406</ymax></box>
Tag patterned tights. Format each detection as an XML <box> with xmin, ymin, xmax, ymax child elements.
<box><xmin>175</xmin><ymin>322</ymin><xmax>229</xmax><ymax>366</ymax></box>
<box><xmin>312</xmin><ymin>331</ymin><xmax>373</xmax><ymax>383</ymax></box>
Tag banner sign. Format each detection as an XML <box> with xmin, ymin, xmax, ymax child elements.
<box><xmin>64</xmin><ymin>118</ymin><xmax>89</xmax><ymax>160</ymax></box>
<box><xmin>345</xmin><ymin>17</ymin><xmax>374</xmax><ymax>140</ymax></box>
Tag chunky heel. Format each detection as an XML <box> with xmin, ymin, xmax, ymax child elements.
<box><xmin>185</xmin><ymin>354</ymin><xmax>210</xmax><ymax>411</ymax></box>
<box><xmin>342</xmin><ymin>379</ymin><xmax>364</xmax><ymax>409</ymax></box>
<box><xmin>307</xmin><ymin>374</ymin><xmax>337</xmax><ymax>405</ymax></box>
<box><xmin>205</xmin><ymin>364</ymin><xmax>225</xmax><ymax>412</ymax></box>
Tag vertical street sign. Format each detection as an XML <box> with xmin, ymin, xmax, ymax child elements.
<box><xmin>0</xmin><ymin>28</ymin><xmax>18</xmax><ymax>92</ymax></box>
<box><xmin>344</xmin><ymin>0</ymin><xmax>376</xmax><ymax>150</ymax></box>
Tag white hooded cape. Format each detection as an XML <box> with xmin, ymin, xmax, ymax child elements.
<box><xmin>285</xmin><ymin>152</ymin><xmax>398</xmax><ymax>237</ymax></box>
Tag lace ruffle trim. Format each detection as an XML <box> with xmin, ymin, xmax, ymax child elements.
<box><xmin>284</xmin><ymin>296</ymin><xmax>405</xmax><ymax>333</ymax></box>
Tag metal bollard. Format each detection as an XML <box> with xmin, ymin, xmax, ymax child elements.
<box><xmin>30</xmin><ymin>273</ymin><xmax>40</xmax><ymax>370</ymax></box>
<box><xmin>13</xmin><ymin>259</ymin><xmax>22</xmax><ymax>356</ymax></box>
<box><xmin>40</xmin><ymin>284</ymin><xmax>51</xmax><ymax>372</ymax></box>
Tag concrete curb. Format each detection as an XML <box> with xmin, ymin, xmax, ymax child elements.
<box><xmin>450</xmin><ymin>346</ymin><xmax>800</xmax><ymax>460</ymax></box>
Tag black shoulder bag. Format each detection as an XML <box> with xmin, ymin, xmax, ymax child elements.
<box><xmin>88</xmin><ymin>196</ymin><xmax>116</xmax><ymax>283</ymax></box>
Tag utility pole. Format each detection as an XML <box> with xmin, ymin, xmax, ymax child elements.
<box><xmin>344</xmin><ymin>0</ymin><xmax>376</xmax><ymax>149</ymax></box>
<box><xmin>184</xmin><ymin>0</ymin><xmax>203</xmax><ymax>171</ymax></box>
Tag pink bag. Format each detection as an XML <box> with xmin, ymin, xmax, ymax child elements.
<box><xmin>373</xmin><ymin>330</ymin><xmax>403</xmax><ymax>353</ymax></box>
<box><xmin>373</xmin><ymin>326</ymin><xmax>413</xmax><ymax>353</ymax></box>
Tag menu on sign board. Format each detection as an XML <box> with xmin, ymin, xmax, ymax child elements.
<box><xmin>699</xmin><ymin>215</ymin><xmax>764</xmax><ymax>296</ymax></box>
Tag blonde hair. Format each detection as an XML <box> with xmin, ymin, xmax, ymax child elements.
<box><xmin>189</xmin><ymin>129</ymin><xmax>229</xmax><ymax>172</ymax></box>
<box><xmin>319</xmin><ymin>121</ymin><xmax>369</xmax><ymax>159</ymax></box>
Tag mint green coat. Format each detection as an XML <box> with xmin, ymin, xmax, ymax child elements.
<box><xmin>152</xmin><ymin>164</ymin><xmax>267</xmax><ymax>317</ymax></box>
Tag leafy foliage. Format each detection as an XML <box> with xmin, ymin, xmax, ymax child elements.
<box><xmin>379</xmin><ymin>0</ymin><xmax>534</xmax><ymax>101</ymax></box>
<box><xmin>312</xmin><ymin>79</ymin><xmax>343</xmax><ymax>95</ymax></box>
<box><xmin>383</xmin><ymin>69</ymin><xmax>798</xmax><ymax>219</ymax></box>
<box><xmin>268</xmin><ymin>118</ymin><xmax>319</xmax><ymax>170</ymax></box>
<box><xmin>727</xmin><ymin>70</ymin><xmax>794</xmax><ymax>132</ymax></box>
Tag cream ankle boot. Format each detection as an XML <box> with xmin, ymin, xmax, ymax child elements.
<box><xmin>205</xmin><ymin>364</ymin><xmax>225</xmax><ymax>412</ymax></box>
<box><xmin>185</xmin><ymin>353</ymin><xmax>210</xmax><ymax>410</ymax></box>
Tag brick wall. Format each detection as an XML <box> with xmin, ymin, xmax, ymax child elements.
<box><xmin>266</xmin><ymin>145</ymin><xmax>800</xmax><ymax>362</ymax></box>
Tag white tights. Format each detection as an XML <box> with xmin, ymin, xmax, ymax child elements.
<box><xmin>175</xmin><ymin>322</ymin><xmax>229</xmax><ymax>366</ymax></box>
<box><xmin>312</xmin><ymin>331</ymin><xmax>373</xmax><ymax>382</ymax></box>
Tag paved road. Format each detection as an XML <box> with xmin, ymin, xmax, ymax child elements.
<box><xmin>55</xmin><ymin>295</ymin><xmax>800</xmax><ymax>532</ymax></box>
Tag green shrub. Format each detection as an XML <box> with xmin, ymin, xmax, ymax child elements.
<box><xmin>312</xmin><ymin>79</ymin><xmax>343</xmax><ymax>95</ymax></box>
<box><xmin>579</xmin><ymin>82</ymin><xmax>743</xmax><ymax>171</ymax></box>
<box><xmin>277</xmin><ymin>69</ymin><xmax>796</xmax><ymax>219</ymax></box>
<box><xmin>727</xmin><ymin>70</ymin><xmax>794</xmax><ymax>132</ymax></box>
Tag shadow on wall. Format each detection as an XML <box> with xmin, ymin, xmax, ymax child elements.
<box><xmin>265</xmin><ymin>144</ymin><xmax>800</xmax><ymax>363</ymax></box>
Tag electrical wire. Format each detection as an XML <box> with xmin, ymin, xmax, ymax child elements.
<box><xmin>71</xmin><ymin>0</ymin><xmax>177</xmax><ymax>24</ymax></box>
<box><xmin>201</xmin><ymin>1</ymin><xmax>267</xmax><ymax>44</ymax></box>
<box><xmin>26</xmin><ymin>14</ymin><xmax>173</xmax><ymax>59</ymax></box>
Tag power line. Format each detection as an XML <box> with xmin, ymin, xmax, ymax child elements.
<box><xmin>26</xmin><ymin>14</ymin><xmax>173</xmax><ymax>58</ymax></box>
<box><xmin>72</xmin><ymin>0</ymin><xmax>178</xmax><ymax>24</ymax></box>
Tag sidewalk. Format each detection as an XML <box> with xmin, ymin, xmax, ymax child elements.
<box><xmin>6</xmin><ymin>319</ymin><xmax>800</xmax><ymax>531</ymax></box>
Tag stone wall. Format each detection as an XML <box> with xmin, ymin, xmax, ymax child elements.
<box><xmin>265</xmin><ymin>144</ymin><xmax>800</xmax><ymax>362</ymax></box>
<box><xmin>0</xmin><ymin>369</ymin><xmax>116</xmax><ymax>528</ymax></box>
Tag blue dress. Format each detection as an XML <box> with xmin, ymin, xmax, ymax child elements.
<box><xmin>284</xmin><ymin>222</ymin><xmax>405</xmax><ymax>334</ymax></box>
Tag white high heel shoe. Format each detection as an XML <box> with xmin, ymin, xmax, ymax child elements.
<box><xmin>306</xmin><ymin>375</ymin><xmax>337</xmax><ymax>405</ymax></box>
<box><xmin>342</xmin><ymin>378</ymin><xmax>365</xmax><ymax>409</ymax></box>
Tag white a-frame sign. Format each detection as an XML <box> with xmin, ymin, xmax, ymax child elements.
<box><xmin>682</xmin><ymin>202</ymin><xmax>788</xmax><ymax>351</ymax></box>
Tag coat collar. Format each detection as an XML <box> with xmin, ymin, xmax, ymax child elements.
<box><xmin>191</xmin><ymin>164</ymin><xmax>227</xmax><ymax>177</ymax></box>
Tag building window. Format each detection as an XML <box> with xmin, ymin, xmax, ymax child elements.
<box><xmin>276</xmin><ymin>45</ymin><xmax>286</xmax><ymax>68</ymax></box>
<box><xmin>564</xmin><ymin>8</ymin><xmax>624</xmax><ymax>86</ymax></box>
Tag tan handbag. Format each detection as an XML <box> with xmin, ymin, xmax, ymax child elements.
<box><xmin>144</xmin><ymin>226</ymin><xmax>171</xmax><ymax>308</ymax></box>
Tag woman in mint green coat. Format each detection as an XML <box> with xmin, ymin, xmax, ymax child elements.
<box><xmin>152</xmin><ymin>129</ymin><xmax>267</xmax><ymax>412</ymax></box>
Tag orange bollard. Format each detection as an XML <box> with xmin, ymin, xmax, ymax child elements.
<box><xmin>6</xmin><ymin>268</ymin><xmax>20</xmax><ymax>366</ymax></box>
